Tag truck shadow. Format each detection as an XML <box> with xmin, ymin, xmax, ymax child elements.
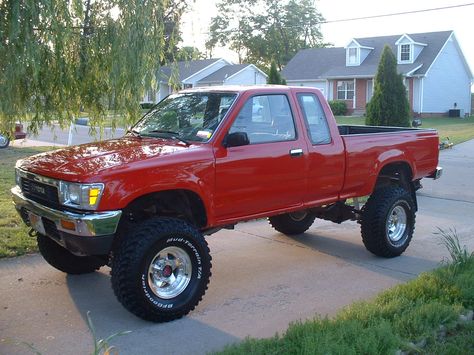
<box><xmin>65</xmin><ymin>271</ymin><xmax>239</xmax><ymax>355</ymax></box>
<box><xmin>285</xmin><ymin>231</ymin><xmax>439</xmax><ymax>282</ymax></box>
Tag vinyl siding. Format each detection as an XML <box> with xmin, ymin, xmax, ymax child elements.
<box><xmin>182</xmin><ymin>60</ymin><xmax>229</xmax><ymax>86</ymax></box>
<box><xmin>422</xmin><ymin>37</ymin><xmax>471</xmax><ymax>115</ymax></box>
<box><xmin>224</xmin><ymin>66</ymin><xmax>267</xmax><ymax>85</ymax></box>
<box><xmin>286</xmin><ymin>80</ymin><xmax>327</xmax><ymax>97</ymax></box>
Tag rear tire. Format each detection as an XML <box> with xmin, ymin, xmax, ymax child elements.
<box><xmin>360</xmin><ymin>187</ymin><xmax>415</xmax><ymax>258</ymax></box>
<box><xmin>268</xmin><ymin>211</ymin><xmax>316</xmax><ymax>235</ymax></box>
<box><xmin>111</xmin><ymin>217</ymin><xmax>212</xmax><ymax>322</ymax></box>
<box><xmin>37</xmin><ymin>234</ymin><xmax>105</xmax><ymax>274</ymax></box>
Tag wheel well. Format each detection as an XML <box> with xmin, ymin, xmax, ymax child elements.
<box><xmin>374</xmin><ymin>162</ymin><xmax>413</xmax><ymax>191</ymax></box>
<box><xmin>374</xmin><ymin>162</ymin><xmax>418</xmax><ymax>211</ymax></box>
<box><xmin>121</xmin><ymin>190</ymin><xmax>207</xmax><ymax>229</ymax></box>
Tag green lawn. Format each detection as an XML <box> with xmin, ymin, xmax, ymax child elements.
<box><xmin>217</xmin><ymin>254</ymin><xmax>474</xmax><ymax>354</ymax></box>
<box><xmin>0</xmin><ymin>147</ymin><xmax>53</xmax><ymax>257</ymax></box>
<box><xmin>336</xmin><ymin>115</ymin><xmax>474</xmax><ymax>145</ymax></box>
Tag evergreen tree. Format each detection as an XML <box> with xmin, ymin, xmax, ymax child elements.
<box><xmin>267</xmin><ymin>61</ymin><xmax>286</xmax><ymax>84</ymax></box>
<box><xmin>366</xmin><ymin>45</ymin><xmax>410</xmax><ymax>127</ymax></box>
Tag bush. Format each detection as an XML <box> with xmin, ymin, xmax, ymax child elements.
<box><xmin>329</xmin><ymin>100</ymin><xmax>347</xmax><ymax>116</ymax></box>
<box><xmin>140</xmin><ymin>102</ymin><xmax>154</xmax><ymax>110</ymax></box>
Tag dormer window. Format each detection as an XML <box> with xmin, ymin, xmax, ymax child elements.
<box><xmin>345</xmin><ymin>39</ymin><xmax>373</xmax><ymax>66</ymax></box>
<box><xmin>400</xmin><ymin>44</ymin><xmax>411</xmax><ymax>62</ymax></box>
<box><xmin>396</xmin><ymin>34</ymin><xmax>427</xmax><ymax>64</ymax></box>
<box><xmin>348</xmin><ymin>48</ymin><xmax>358</xmax><ymax>65</ymax></box>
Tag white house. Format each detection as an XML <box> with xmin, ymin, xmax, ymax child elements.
<box><xmin>143</xmin><ymin>59</ymin><xmax>268</xmax><ymax>103</ymax></box>
<box><xmin>282</xmin><ymin>31</ymin><xmax>473</xmax><ymax>116</ymax></box>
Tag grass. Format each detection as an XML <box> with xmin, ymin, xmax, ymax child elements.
<box><xmin>0</xmin><ymin>146</ymin><xmax>53</xmax><ymax>257</ymax></box>
<box><xmin>217</xmin><ymin>232</ymin><xmax>474</xmax><ymax>354</ymax></box>
<box><xmin>335</xmin><ymin>115</ymin><xmax>474</xmax><ymax>145</ymax></box>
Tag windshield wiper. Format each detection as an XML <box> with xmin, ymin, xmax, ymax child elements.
<box><xmin>146</xmin><ymin>129</ymin><xmax>190</xmax><ymax>146</ymax></box>
<box><xmin>127</xmin><ymin>129</ymin><xmax>142</xmax><ymax>138</ymax></box>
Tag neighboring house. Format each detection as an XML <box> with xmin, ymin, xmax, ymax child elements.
<box><xmin>282</xmin><ymin>31</ymin><xmax>473</xmax><ymax>116</ymax></box>
<box><xmin>143</xmin><ymin>59</ymin><xmax>267</xmax><ymax>103</ymax></box>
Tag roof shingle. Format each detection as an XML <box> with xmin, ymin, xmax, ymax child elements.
<box><xmin>282</xmin><ymin>31</ymin><xmax>453</xmax><ymax>80</ymax></box>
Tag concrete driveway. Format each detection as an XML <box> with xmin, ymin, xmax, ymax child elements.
<box><xmin>1</xmin><ymin>140</ymin><xmax>474</xmax><ymax>355</ymax></box>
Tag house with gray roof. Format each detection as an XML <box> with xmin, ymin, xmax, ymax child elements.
<box><xmin>143</xmin><ymin>59</ymin><xmax>267</xmax><ymax>103</ymax></box>
<box><xmin>282</xmin><ymin>31</ymin><xmax>473</xmax><ymax>116</ymax></box>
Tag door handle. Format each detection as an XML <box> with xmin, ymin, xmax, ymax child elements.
<box><xmin>289</xmin><ymin>148</ymin><xmax>304</xmax><ymax>157</ymax></box>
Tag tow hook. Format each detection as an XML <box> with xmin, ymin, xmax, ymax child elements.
<box><xmin>28</xmin><ymin>228</ymin><xmax>38</xmax><ymax>238</ymax></box>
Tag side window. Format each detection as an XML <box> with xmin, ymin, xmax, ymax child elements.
<box><xmin>297</xmin><ymin>93</ymin><xmax>331</xmax><ymax>145</ymax></box>
<box><xmin>229</xmin><ymin>94</ymin><xmax>296</xmax><ymax>144</ymax></box>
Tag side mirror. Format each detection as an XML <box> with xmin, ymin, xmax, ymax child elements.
<box><xmin>223</xmin><ymin>132</ymin><xmax>250</xmax><ymax>148</ymax></box>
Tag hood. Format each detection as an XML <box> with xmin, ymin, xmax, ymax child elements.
<box><xmin>17</xmin><ymin>136</ymin><xmax>192</xmax><ymax>182</ymax></box>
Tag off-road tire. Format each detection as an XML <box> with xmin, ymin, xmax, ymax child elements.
<box><xmin>0</xmin><ymin>134</ymin><xmax>10</xmax><ymax>148</ymax></box>
<box><xmin>268</xmin><ymin>211</ymin><xmax>316</xmax><ymax>235</ymax></box>
<box><xmin>111</xmin><ymin>217</ymin><xmax>212</xmax><ymax>322</ymax></box>
<box><xmin>360</xmin><ymin>186</ymin><xmax>415</xmax><ymax>258</ymax></box>
<box><xmin>37</xmin><ymin>234</ymin><xmax>105</xmax><ymax>274</ymax></box>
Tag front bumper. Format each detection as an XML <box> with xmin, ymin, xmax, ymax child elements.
<box><xmin>11</xmin><ymin>186</ymin><xmax>122</xmax><ymax>255</ymax></box>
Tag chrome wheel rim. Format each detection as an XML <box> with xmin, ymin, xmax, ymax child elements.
<box><xmin>147</xmin><ymin>246</ymin><xmax>192</xmax><ymax>299</ymax></box>
<box><xmin>386</xmin><ymin>205</ymin><xmax>407</xmax><ymax>242</ymax></box>
<box><xmin>289</xmin><ymin>211</ymin><xmax>308</xmax><ymax>222</ymax></box>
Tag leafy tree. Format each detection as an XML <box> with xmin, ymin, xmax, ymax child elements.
<box><xmin>206</xmin><ymin>0</ymin><xmax>326</xmax><ymax>69</ymax></box>
<box><xmin>366</xmin><ymin>46</ymin><xmax>410</xmax><ymax>127</ymax></box>
<box><xmin>176</xmin><ymin>46</ymin><xmax>205</xmax><ymax>61</ymax></box>
<box><xmin>267</xmin><ymin>60</ymin><xmax>286</xmax><ymax>84</ymax></box>
<box><xmin>0</xmin><ymin>0</ymin><xmax>186</xmax><ymax>135</ymax></box>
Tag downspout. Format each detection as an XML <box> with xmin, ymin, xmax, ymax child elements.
<box><xmin>420</xmin><ymin>77</ymin><xmax>424</xmax><ymax>114</ymax></box>
<box><xmin>353</xmin><ymin>78</ymin><xmax>356</xmax><ymax>109</ymax></box>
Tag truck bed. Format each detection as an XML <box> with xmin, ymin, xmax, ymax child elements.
<box><xmin>337</xmin><ymin>125</ymin><xmax>439</xmax><ymax>200</ymax></box>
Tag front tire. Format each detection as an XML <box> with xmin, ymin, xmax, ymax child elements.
<box><xmin>111</xmin><ymin>217</ymin><xmax>211</xmax><ymax>322</ymax></box>
<box><xmin>37</xmin><ymin>234</ymin><xmax>105</xmax><ymax>274</ymax></box>
<box><xmin>268</xmin><ymin>211</ymin><xmax>316</xmax><ymax>235</ymax></box>
<box><xmin>360</xmin><ymin>187</ymin><xmax>415</xmax><ymax>258</ymax></box>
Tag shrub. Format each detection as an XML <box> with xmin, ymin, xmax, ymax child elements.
<box><xmin>329</xmin><ymin>100</ymin><xmax>347</xmax><ymax>116</ymax></box>
<box><xmin>140</xmin><ymin>102</ymin><xmax>154</xmax><ymax>110</ymax></box>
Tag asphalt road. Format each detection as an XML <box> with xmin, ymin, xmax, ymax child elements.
<box><xmin>1</xmin><ymin>140</ymin><xmax>474</xmax><ymax>355</ymax></box>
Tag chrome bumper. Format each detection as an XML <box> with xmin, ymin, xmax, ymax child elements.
<box><xmin>428</xmin><ymin>166</ymin><xmax>443</xmax><ymax>180</ymax></box>
<box><xmin>11</xmin><ymin>186</ymin><xmax>122</xmax><ymax>237</ymax></box>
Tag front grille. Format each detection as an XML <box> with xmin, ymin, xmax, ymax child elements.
<box><xmin>42</xmin><ymin>217</ymin><xmax>61</xmax><ymax>241</ymax></box>
<box><xmin>21</xmin><ymin>178</ymin><xmax>59</xmax><ymax>206</ymax></box>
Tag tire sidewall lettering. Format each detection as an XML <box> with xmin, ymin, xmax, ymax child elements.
<box><xmin>140</xmin><ymin>235</ymin><xmax>204</xmax><ymax>309</ymax></box>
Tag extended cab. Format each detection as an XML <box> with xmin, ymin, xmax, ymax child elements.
<box><xmin>12</xmin><ymin>86</ymin><xmax>441</xmax><ymax>322</ymax></box>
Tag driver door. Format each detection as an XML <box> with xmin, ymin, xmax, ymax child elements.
<box><xmin>213</xmin><ymin>94</ymin><xmax>307</xmax><ymax>223</ymax></box>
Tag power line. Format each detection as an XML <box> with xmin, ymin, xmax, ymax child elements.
<box><xmin>322</xmin><ymin>2</ymin><xmax>474</xmax><ymax>24</ymax></box>
<box><xmin>190</xmin><ymin>2</ymin><xmax>474</xmax><ymax>36</ymax></box>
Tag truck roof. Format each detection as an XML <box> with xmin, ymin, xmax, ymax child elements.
<box><xmin>180</xmin><ymin>85</ymin><xmax>318</xmax><ymax>94</ymax></box>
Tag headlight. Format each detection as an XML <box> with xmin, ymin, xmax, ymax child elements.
<box><xmin>59</xmin><ymin>182</ymin><xmax>104</xmax><ymax>210</ymax></box>
<box><xmin>15</xmin><ymin>168</ymin><xmax>21</xmax><ymax>187</ymax></box>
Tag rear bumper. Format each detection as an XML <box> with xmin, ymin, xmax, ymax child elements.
<box><xmin>11</xmin><ymin>186</ymin><xmax>122</xmax><ymax>255</ymax></box>
<box><xmin>427</xmin><ymin>166</ymin><xmax>443</xmax><ymax>180</ymax></box>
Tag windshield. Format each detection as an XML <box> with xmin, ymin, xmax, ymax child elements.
<box><xmin>133</xmin><ymin>92</ymin><xmax>237</xmax><ymax>142</ymax></box>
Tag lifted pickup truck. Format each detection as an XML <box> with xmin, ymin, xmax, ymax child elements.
<box><xmin>12</xmin><ymin>86</ymin><xmax>442</xmax><ymax>322</ymax></box>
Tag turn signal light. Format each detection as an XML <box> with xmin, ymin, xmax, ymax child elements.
<box><xmin>60</xmin><ymin>219</ymin><xmax>76</xmax><ymax>231</ymax></box>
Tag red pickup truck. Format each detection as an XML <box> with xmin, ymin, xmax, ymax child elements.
<box><xmin>12</xmin><ymin>86</ymin><xmax>441</xmax><ymax>322</ymax></box>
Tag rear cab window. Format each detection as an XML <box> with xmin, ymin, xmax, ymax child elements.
<box><xmin>297</xmin><ymin>93</ymin><xmax>331</xmax><ymax>145</ymax></box>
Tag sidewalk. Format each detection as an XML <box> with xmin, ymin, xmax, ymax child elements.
<box><xmin>11</xmin><ymin>138</ymin><xmax>66</xmax><ymax>148</ymax></box>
